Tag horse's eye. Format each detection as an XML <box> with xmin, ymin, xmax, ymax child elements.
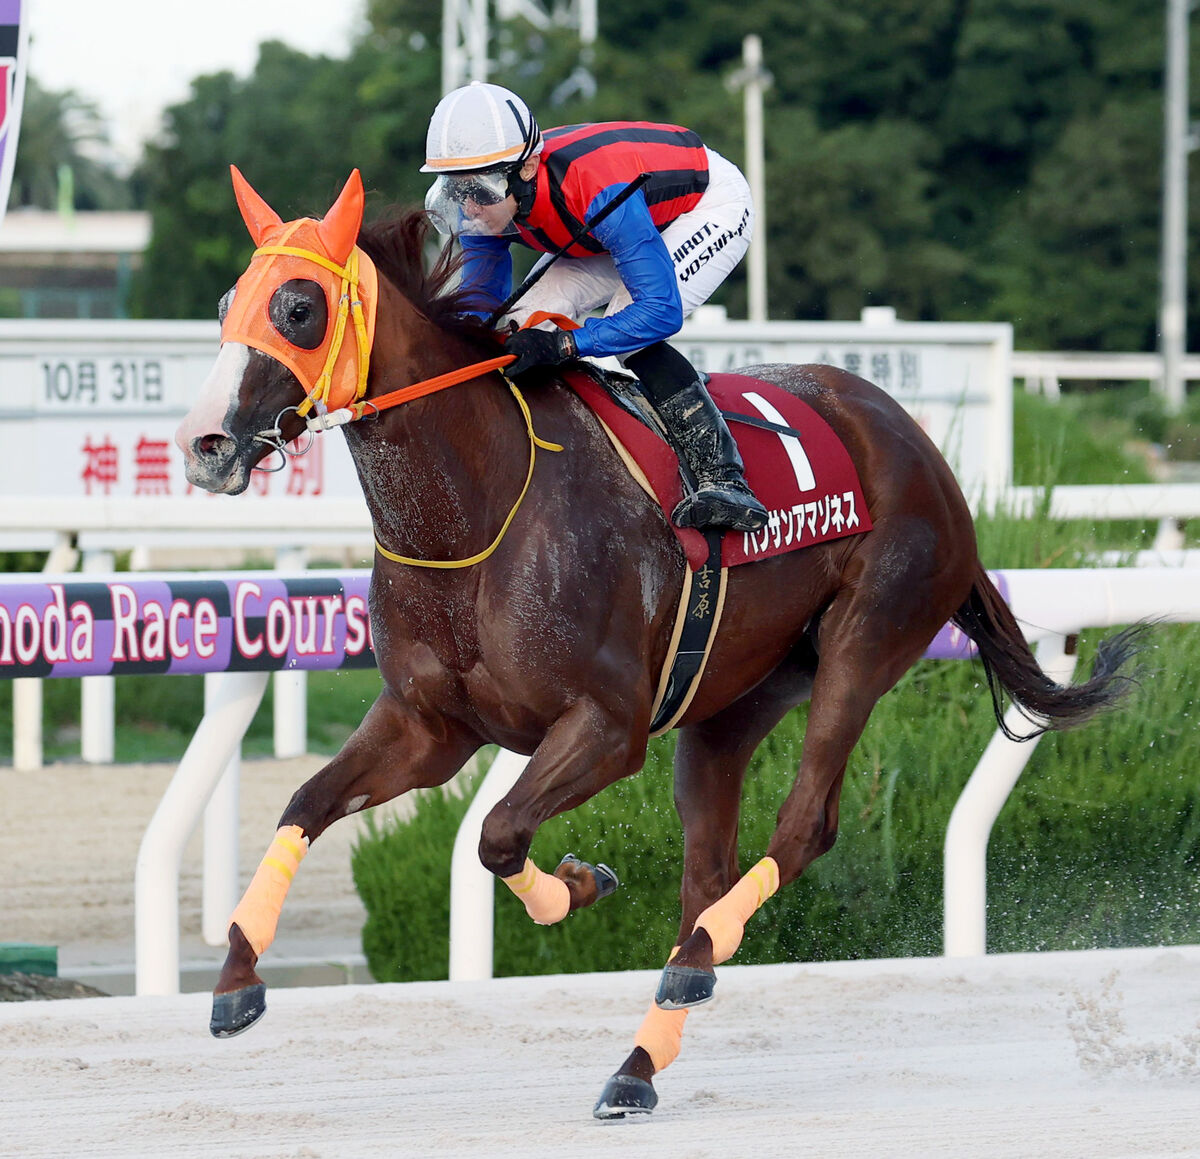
<box><xmin>217</xmin><ymin>286</ymin><xmax>236</xmax><ymax>323</ymax></box>
<box><xmin>268</xmin><ymin>279</ymin><xmax>327</xmax><ymax>349</ymax></box>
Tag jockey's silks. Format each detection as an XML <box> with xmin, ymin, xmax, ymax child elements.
<box><xmin>512</xmin><ymin>122</ymin><xmax>710</xmax><ymax>257</ymax></box>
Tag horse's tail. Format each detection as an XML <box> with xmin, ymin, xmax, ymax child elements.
<box><xmin>951</xmin><ymin>562</ymin><xmax>1146</xmax><ymax>741</ymax></box>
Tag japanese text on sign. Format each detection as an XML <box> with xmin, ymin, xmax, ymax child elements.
<box><xmin>41</xmin><ymin>358</ymin><xmax>167</xmax><ymax>409</ymax></box>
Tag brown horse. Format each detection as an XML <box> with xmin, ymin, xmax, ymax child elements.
<box><xmin>176</xmin><ymin>171</ymin><xmax>1140</xmax><ymax>1119</ymax></box>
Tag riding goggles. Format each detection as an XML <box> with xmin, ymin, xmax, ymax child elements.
<box><xmin>425</xmin><ymin>168</ymin><xmax>516</xmax><ymax>237</ymax></box>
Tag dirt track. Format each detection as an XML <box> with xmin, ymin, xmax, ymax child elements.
<box><xmin>2</xmin><ymin>948</ymin><xmax>1199</xmax><ymax>1157</ymax></box>
<box><xmin>3</xmin><ymin>761</ymin><xmax>1200</xmax><ymax>1156</ymax></box>
<box><xmin>0</xmin><ymin>756</ymin><xmax>369</xmax><ymax>976</ymax></box>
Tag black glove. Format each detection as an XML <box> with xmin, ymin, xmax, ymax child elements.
<box><xmin>503</xmin><ymin>327</ymin><xmax>577</xmax><ymax>377</ymax></box>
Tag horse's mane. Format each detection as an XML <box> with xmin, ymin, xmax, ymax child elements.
<box><xmin>356</xmin><ymin>209</ymin><xmax>500</xmax><ymax>347</ymax></box>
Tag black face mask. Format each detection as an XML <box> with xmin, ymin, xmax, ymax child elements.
<box><xmin>508</xmin><ymin>166</ymin><xmax>537</xmax><ymax>219</ymax></box>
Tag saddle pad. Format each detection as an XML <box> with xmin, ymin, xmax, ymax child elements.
<box><xmin>564</xmin><ymin>369</ymin><xmax>872</xmax><ymax>570</ymax></box>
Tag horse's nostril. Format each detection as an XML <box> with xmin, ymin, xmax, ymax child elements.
<box><xmin>197</xmin><ymin>433</ymin><xmax>228</xmax><ymax>456</ymax></box>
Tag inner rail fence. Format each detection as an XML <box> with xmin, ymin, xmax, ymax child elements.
<box><xmin>2</xmin><ymin>566</ymin><xmax>1199</xmax><ymax>994</ymax></box>
<box><xmin>3</xmin><ymin>487</ymin><xmax>1198</xmax><ymax>770</ymax></box>
<box><xmin>1011</xmin><ymin>349</ymin><xmax>1200</xmax><ymax>400</ymax></box>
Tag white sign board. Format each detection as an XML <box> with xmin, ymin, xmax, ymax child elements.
<box><xmin>0</xmin><ymin>320</ymin><xmax>362</xmax><ymax>501</ymax></box>
<box><xmin>0</xmin><ymin>315</ymin><xmax>1013</xmax><ymax>504</ymax></box>
<box><xmin>677</xmin><ymin>314</ymin><xmax>1013</xmax><ymax>496</ymax></box>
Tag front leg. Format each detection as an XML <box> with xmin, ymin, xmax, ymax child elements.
<box><xmin>210</xmin><ymin>689</ymin><xmax>478</xmax><ymax>1037</ymax></box>
<box><xmin>478</xmin><ymin>698</ymin><xmax>643</xmax><ymax>924</ymax></box>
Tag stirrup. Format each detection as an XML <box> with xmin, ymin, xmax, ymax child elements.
<box><xmin>672</xmin><ymin>483</ymin><xmax>769</xmax><ymax>533</ymax></box>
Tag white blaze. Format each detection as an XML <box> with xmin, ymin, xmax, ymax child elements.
<box><xmin>175</xmin><ymin>343</ymin><xmax>252</xmax><ymax>451</ymax></box>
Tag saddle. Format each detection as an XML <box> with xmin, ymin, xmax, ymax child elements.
<box><xmin>562</xmin><ymin>364</ymin><xmax>871</xmax><ymax>570</ymax></box>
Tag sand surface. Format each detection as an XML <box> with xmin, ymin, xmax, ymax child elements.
<box><xmin>0</xmin><ymin>756</ymin><xmax>372</xmax><ymax>979</ymax></box>
<box><xmin>3</xmin><ymin>761</ymin><xmax>1200</xmax><ymax>1156</ymax></box>
<box><xmin>2</xmin><ymin>948</ymin><xmax>1199</xmax><ymax>1157</ymax></box>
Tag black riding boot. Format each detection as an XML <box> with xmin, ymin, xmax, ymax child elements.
<box><xmin>625</xmin><ymin>343</ymin><xmax>769</xmax><ymax>533</ymax></box>
<box><xmin>656</xmin><ymin>381</ymin><xmax>769</xmax><ymax>531</ymax></box>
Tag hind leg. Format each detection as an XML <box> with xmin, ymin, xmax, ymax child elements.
<box><xmin>211</xmin><ymin>690</ymin><xmax>478</xmax><ymax>1037</ymax></box>
<box><xmin>659</xmin><ymin>561</ymin><xmax>958</xmax><ymax>1000</ymax></box>
<box><xmin>594</xmin><ymin>650</ymin><xmax>816</xmax><ymax>1118</ymax></box>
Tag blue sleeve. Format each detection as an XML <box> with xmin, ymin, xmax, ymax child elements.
<box><xmin>571</xmin><ymin>188</ymin><xmax>683</xmax><ymax>358</ymax></box>
<box><xmin>458</xmin><ymin>234</ymin><xmax>512</xmax><ymax>319</ymax></box>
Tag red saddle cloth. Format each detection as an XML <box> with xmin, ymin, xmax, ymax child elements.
<box><xmin>564</xmin><ymin>369</ymin><xmax>872</xmax><ymax>571</ymax></box>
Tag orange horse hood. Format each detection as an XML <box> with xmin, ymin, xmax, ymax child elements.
<box><xmin>221</xmin><ymin>166</ymin><xmax>378</xmax><ymax>414</ymax></box>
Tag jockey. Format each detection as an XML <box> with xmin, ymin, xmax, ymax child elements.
<box><xmin>422</xmin><ymin>81</ymin><xmax>769</xmax><ymax>534</ymax></box>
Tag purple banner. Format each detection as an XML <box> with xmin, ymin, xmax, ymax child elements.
<box><xmin>923</xmin><ymin>572</ymin><xmax>1009</xmax><ymax>660</ymax></box>
<box><xmin>1</xmin><ymin>568</ymin><xmax>1008</xmax><ymax>680</ymax></box>
<box><xmin>0</xmin><ymin>572</ymin><xmax>376</xmax><ymax>679</ymax></box>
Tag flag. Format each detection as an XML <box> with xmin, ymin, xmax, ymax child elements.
<box><xmin>0</xmin><ymin>2</ymin><xmax>29</xmax><ymax>224</ymax></box>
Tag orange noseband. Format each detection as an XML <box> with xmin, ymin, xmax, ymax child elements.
<box><xmin>221</xmin><ymin>166</ymin><xmax>379</xmax><ymax>415</ymax></box>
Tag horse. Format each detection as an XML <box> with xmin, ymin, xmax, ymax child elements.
<box><xmin>176</xmin><ymin>169</ymin><xmax>1142</xmax><ymax>1119</ymax></box>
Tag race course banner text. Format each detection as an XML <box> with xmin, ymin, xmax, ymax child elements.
<box><xmin>0</xmin><ymin>572</ymin><xmax>376</xmax><ymax>678</ymax></box>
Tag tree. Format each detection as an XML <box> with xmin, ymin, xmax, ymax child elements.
<box><xmin>132</xmin><ymin>0</ymin><xmax>1187</xmax><ymax>355</ymax></box>
<box><xmin>133</xmin><ymin>38</ymin><xmax>438</xmax><ymax>318</ymax></box>
<box><xmin>7</xmin><ymin>77</ymin><xmax>129</xmax><ymax>210</ymax></box>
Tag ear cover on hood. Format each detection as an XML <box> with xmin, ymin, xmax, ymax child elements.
<box><xmin>317</xmin><ymin>169</ymin><xmax>365</xmax><ymax>265</ymax></box>
<box><xmin>231</xmin><ymin>165</ymin><xmax>283</xmax><ymax>246</ymax></box>
<box><xmin>221</xmin><ymin>168</ymin><xmax>378</xmax><ymax>412</ymax></box>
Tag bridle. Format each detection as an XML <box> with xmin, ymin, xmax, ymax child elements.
<box><xmin>244</xmin><ymin>241</ymin><xmax>562</xmax><ymax>568</ymax></box>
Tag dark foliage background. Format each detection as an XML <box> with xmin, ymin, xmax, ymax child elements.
<box><xmin>101</xmin><ymin>2</ymin><xmax>1192</xmax><ymax>353</ymax></box>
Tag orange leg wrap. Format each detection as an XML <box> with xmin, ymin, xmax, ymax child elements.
<box><xmin>694</xmin><ymin>856</ymin><xmax>780</xmax><ymax>964</ymax></box>
<box><xmin>501</xmin><ymin>857</ymin><xmax>571</xmax><ymax>925</ymax></box>
<box><xmin>634</xmin><ymin>1000</ymin><xmax>689</xmax><ymax>1073</ymax></box>
<box><xmin>227</xmin><ymin>825</ymin><xmax>308</xmax><ymax>956</ymax></box>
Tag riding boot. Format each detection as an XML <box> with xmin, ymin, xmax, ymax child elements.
<box><xmin>654</xmin><ymin>379</ymin><xmax>770</xmax><ymax>532</ymax></box>
<box><xmin>624</xmin><ymin>341</ymin><xmax>768</xmax><ymax>533</ymax></box>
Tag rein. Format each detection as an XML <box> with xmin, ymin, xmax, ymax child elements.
<box><xmin>250</xmin><ymin>242</ymin><xmax>562</xmax><ymax>569</ymax></box>
<box><xmin>372</xmin><ymin>378</ymin><xmax>563</xmax><ymax>569</ymax></box>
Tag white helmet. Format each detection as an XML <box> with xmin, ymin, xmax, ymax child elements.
<box><xmin>421</xmin><ymin>82</ymin><xmax>543</xmax><ymax>173</ymax></box>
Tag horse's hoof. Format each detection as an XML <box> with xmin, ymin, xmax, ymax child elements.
<box><xmin>655</xmin><ymin>963</ymin><xmax>716</xmax><ymax>1009</ymax></box>
<box><xmin>210</xmin><ymin>983</ymin><xmax>267</xmax><ymax>1038</ymax></box>
<box><xmin>557</xmin><ymin>853</ymin><xmax>620</xmax><ymax>901</ymax></box>
<box><xmin>593</xmin><ymin>862</ymin><xmax>619</xmax><ymax>900</ymax></box>
<box><xmin>593</xmin><ymin>1073</ymin><xmax>657</xmax><ymax>1119</ymax></box>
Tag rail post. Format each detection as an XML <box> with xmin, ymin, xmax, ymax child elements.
<box><xmin>448</xmin><ymin>748</ymin><xmax>529</xmax><ymax>981</ymax></box>
<box><xmin>201</xmin><ymin>673</ymin><xmax>242</xmax><ymax>947</ymax></box>
<box><xmin>80</xmin><ymin>549</ymin><xmax>116</xmax><ymax>763</ymax></box>
<box><xmin>943</xmin><ymin>635</ymin><xmax>1078</xmax><ymax>956</ymax></box>
<box><xmin>273</xmin><ymin>545</ymin><xmax>309</xmax><ymax>758</ymax></box>
<box><xmin>135</xmin><ymin>670</ymin><xmax>269</xmax><ymax>995</ymax></box>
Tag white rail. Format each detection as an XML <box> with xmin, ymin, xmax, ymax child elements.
<box><xmin>941</xmin><ymin>567</ymin><xmax>1200</xmax><ymax>954</ymax></box>
<box><xmin>448</xmin><ymin>749</ymin><xmax>530</xmax><ymax>982</ymax></box>
<box><xmin>135</xmin><ymin>671</ymin><xmax>269</xmax><ymax>995</ymax></box>
<box><xmin>1011</xmin><ymin>349</ymin><xmax>1200</xmax><ymax>398</ymax></box>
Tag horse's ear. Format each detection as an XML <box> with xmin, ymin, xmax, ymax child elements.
<box><xmin>317</xmin><ymin>169</ymin><xmax>365</xmax><ymax>265</ymax></box>
<box><xmin>230</xmin><ymin>165</ymin><xmax>282</xmax><ymax>245</ymax></box>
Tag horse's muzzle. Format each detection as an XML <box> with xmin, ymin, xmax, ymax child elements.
<box><xmin>181</xmin><ymin>432</ymin><xmax>253</xmax><ymax>494</ymax></box>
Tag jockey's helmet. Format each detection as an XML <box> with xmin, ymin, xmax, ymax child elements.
<box><xmin>421</xmin><ymin>82</ymin><xmax>542</xmax><ymax>174</ymax></box>
<box><xmin>422</xmin><ymin>82</ymin><xmax>541</xmax><ymax>236</ymax></box>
